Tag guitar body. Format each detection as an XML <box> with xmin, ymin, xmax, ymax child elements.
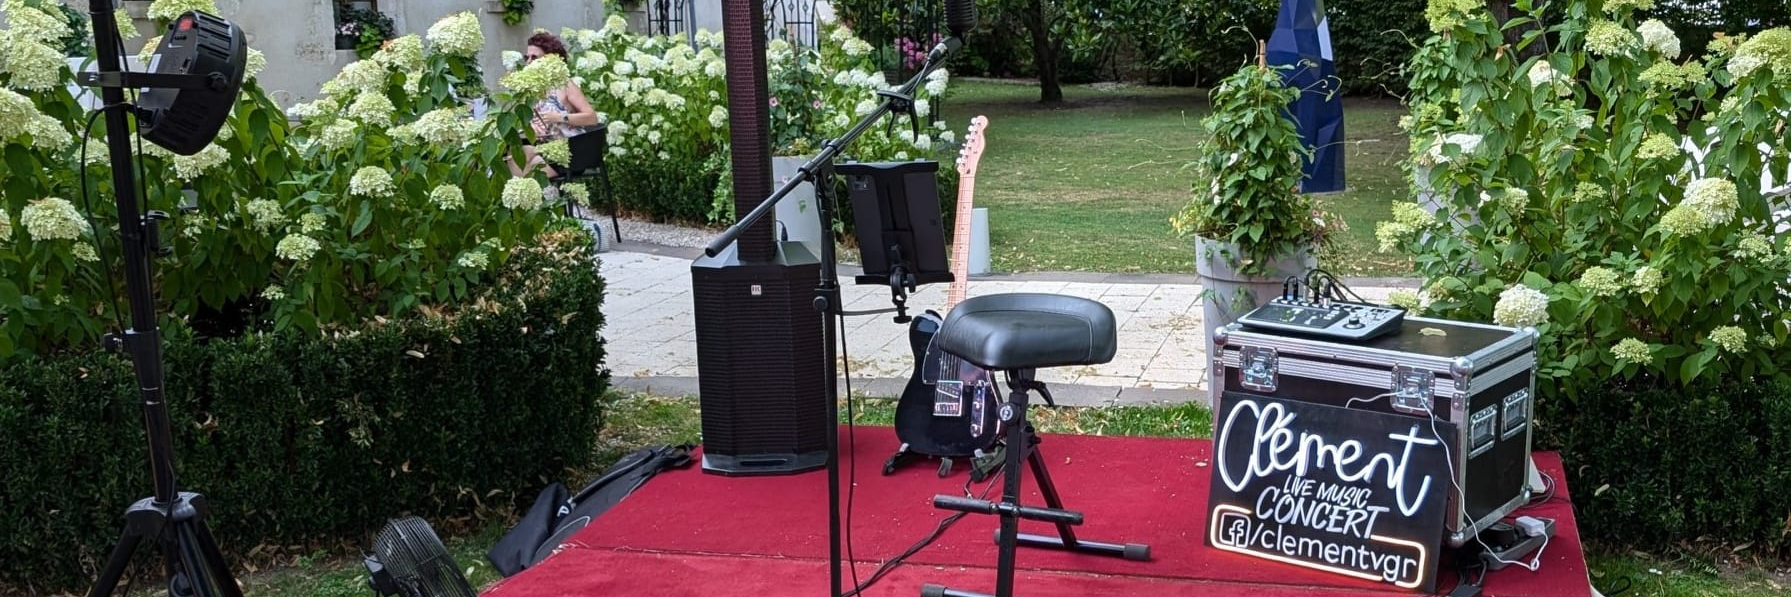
<box><xmin>892</xmin><ymin>310</ymin><xmax>1001</xmax><ymax>458</ymax></box>
<box><xmin>884</xmin><ymin>116</ymin><xmax>1002</xmax><ymax>477</ymax></box>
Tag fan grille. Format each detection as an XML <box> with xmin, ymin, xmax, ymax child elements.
<box><xmin>373</xmin><ymin>517</ymin><xmax>477</xmax><ymax>597</ymax></box>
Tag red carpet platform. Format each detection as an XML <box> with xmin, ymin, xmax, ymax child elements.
<box><xmin>483</xmin><ymin>429</ymin><xmax>1591</xmax><ymax>597</ymax></box>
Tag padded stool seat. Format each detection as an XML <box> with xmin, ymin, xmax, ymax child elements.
<box><xmin>936</xmin><ymin>293</ymin><xmax>1117</xmax><ymax>370</ymax></box>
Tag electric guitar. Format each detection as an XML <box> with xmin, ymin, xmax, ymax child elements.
<box><xmin>884</xmin><ymin>116</ymin><xmax>1000</xmax><ymax>477</ymax></box>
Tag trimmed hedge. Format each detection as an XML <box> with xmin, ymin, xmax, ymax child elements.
<box><xmin>0</xmin><ymin>228</ymin><xmax>610</xmax><ymax>592</ymax></box>
<box><xmin>1538</xmin><ymin>379</ymin><xmax>1791</xmax><ymax>555</ymax></box>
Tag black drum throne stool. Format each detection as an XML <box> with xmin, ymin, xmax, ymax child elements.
<box><xmin>920</xmin><ymin>293</ymin><xmax>1151</xmax><ymax>597</ymax></box>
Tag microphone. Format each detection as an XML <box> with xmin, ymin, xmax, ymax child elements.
<box><xmin>946</xmin><ymin>0</ymin><xmax>977</xmax><ymax>38</ymax></box>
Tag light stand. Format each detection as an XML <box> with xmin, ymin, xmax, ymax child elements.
<box><xmin>78</xmin><ymin>5</ymin><xmax>246</xmax><ymax>597</ymax></box>
<box><xmin>702</xmin><ymin>36</ymin><xmax>968</xmax><ymax>597</ymax></box>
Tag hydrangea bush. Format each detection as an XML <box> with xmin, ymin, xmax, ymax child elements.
<box><xmin>0</xmin><ymin>2</ymin><xmax>561</xmax><ymax>357</ymax></box>
<box><xmin>543</xmin><ymin>17</ymin><xmax>954</xmax><ymax>225</ymax></box>
<box><xmin>1380</xmin><ymin>0</ymin><xmax>1791</xmax><ymax>396</ymax></box>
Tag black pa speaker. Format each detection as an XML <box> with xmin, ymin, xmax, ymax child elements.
<box><xmin>138</xmin><ymin>11</ymin><xmax>246</xmax><ymax>155</ymax></box>
<box><xmin>690</xmin><ymin>242</ymin><xmax>828</xmax><ymax>476</ymax></box>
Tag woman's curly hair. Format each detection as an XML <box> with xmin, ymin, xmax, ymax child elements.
<box><xmin>527</xmin><ymin>31</ymin><xmax>569</xmax><ymax>60</ymax></box>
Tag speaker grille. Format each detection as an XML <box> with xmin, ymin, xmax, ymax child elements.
<box><xmin>692</xmin><ymin>256</ymin><xmax>827</xmax><ymax>468</ymax></box>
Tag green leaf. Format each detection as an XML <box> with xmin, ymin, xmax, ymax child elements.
<box><xmin>352</xmin><ymin>199</ymin><xmax>374</xmax><ymax>237</ymax></box>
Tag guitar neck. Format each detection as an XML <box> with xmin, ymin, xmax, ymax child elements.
<box><xmin>946</xmin><ymin>173</ymin><xmax>975</xmax><ymax>310</ymax></box>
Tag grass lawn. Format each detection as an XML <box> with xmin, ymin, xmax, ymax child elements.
<box><xmin>938</xmin><ymin>79</ymin><xmax>1416</xmax><ymax>277</ymax></box>
<box><xmin>238</xmin><ymin>393</ymin><xmax>1787</xmax><ymax>597</ymax></box>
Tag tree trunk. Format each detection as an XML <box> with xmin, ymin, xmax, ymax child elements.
<box><xmin>1023</xmin><ymin>0</ymin><xmax>1062</xmax><ymax>103</ymax></box>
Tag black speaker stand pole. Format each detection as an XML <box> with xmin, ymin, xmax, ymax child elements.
<box><xmin>704</xmin><ymin>37</ymin><xmax>968</xmax><ymax>597</ymax></box>
<box><xmin>82</xmin><ymin>4</ymin><xmax>241</xmax><ymax>597</ymax></box>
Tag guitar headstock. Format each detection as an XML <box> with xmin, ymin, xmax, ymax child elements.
<box><xmin>955</xmin><ymin>115</ymin><xmax>989</xmax><ymax>177</ymax></box>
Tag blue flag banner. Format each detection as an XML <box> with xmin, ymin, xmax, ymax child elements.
<box><xmin>1265</xmin><ymin>0</ymin><xmax>1345</xmax><ymax>193</ymax></box>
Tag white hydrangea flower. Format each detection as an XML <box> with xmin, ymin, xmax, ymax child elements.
<box><xmin>855</xmin><ymin>99</ymin><xmax>876</xmax><ymax>116</ymax></box>
<box><xmin>914</xmin><ymin>134</ymin><xmax>932</xmax><ymax>151</ymax></box>
<box><xmin>299</xmin><ymin>213</ymin><xmax>328</xmax><ymax>234</ymax></box>
<box><xmin>915</xmin><ymin>98</ymin><xmax>931</xmax><ymax>118</ymax></box>
<box><xmin>169</xmin><ymin>144</ymin><xmax>230</xmax><ymax>181</ymax></box>
<box><xmin>1637</xmin><ymin>19</ymin><xmax>1680</xmax><ymax>59</ymax></box>
<box><xmin>1585</xmin><ymin>19</ymin><xmax>1639</xmax><ymax>57</ymax></box>
<box><xmin>286</xmin><ymin>97</ymin><xmax>338</xmax><ymax>121</ymax></box>
<box><xmin>1631</xmin><ymin>266</ymin><xmax>1663</xmax><ymax>294</ymax></box>
<box><xmin>318</xmin><ymin>120</ymin><xmax>358</xmax><ymax>152</ymax></box>
<box><xmin>709</xmin><ymin>106</ymin><xmax>729</xmax><ymax>129</ymax></box>
<box><xmin>0</xmin><ymin>88</ymin><xmax>70</xmax><ymax>148</ymax></box>
<box><xmin>374</xmin><ymin>35</ymin><xmax>426</xmax><ymax>73</ymax></box>
<box><xmin>336</xmin><ymin>60</ymin><xmax>388</xmax><ymax>94</ymax></box>
<box><xmin>502</xmin><ymin>54</ymin><xmax>570</xmax><ymax>97</ymax></box>
<box><xmin>0</xmin><ymin>33</ymin><xmax>67</xmax><ymax>90</ymax></box>
<box><xmin>502</xmin><ymin>50</ymin><xmax>525</xmax><ymax>70</ymax></box>
<box><xmin>5</xmin><ymin>4</ymin><xmax>71</xmax><ymax>43</ymax></box>
<box><xmin>1710</xmin><ymin>326</ymin><xmax>1747</xmax><ymax>353</ymax></box>
<box><xmin>1734</xmin><ymin>235</ymin><xmax>1774</xmax><ymax>261</ymax></box>
<box><xmin>562</xmin><ymin>182</ymin><xmax>590</xmax><ymax>206</ymax></box>
<box><xmin>940</xmin><ymin>130</ymin><xmax>956</xmax><ymax>144</ymax></box>
<box><xmin>138</xmin><ymin>35</ymin><xmax>162</xmax><ymax>64</ymax></box>
<box><xmin>1492</xmin><ymin>285</ymin><xmax>1550</xmax><ymax>328</ymax></box>
<box><xmin>925</xmin><ymin>68</ymin><xmax>950</xmax><ymax>96</ymax></box>
<box><xmin>245</xmin><ymin>199</ymin><xmax>286</xmax><ymax>231</ymax></box>
<box><xmin>0</xmin><ymin>210</ymin><xmax>11</xmax><ymax>243</ymax></box>
<box><xmin>430</xmin><ymin>185</ymin><xmax>464</xmax><ymax>210</ymax></box>
<box><xmin>146</xmin><ymin>0</ymin><xmax>218</xmax><ymax>22</ymax></box>
<box><xmin>1577</xmin><ymin>266</ymin><xmax>1623</xmax><ymax>297</ymax></box>
<box><xmin>843</xmin><ymin>38</ymin><xmax>873</xmax><ymax>57</ymax></box>
<box><xmin>457</xmin><ymin>249</ymin><xmax>489</xmax><ymax>269</ymax></box>
<box><xmin>244</xmin><ymin>47</ymin><xmax>268</xmax><ymax>80</ymax></box>
<box><xmin>349</xmin><ymin>167</ymin><xmax>396</xmax><ymax>198</ymax></box>
<box><xmin>21</xmin><ymin>198</ymin><xmax>90</xmax><ymax>241</ymax></box>
<box><xmin>275</xmin><ymin>234</ymin><xmax>322</xmax><ymax>261</ymax></box>
<box><xmin>1661</xmin><ymin>178</ymin><xmax>1739</xmax><ymax>235</ymax></box>
<box><xmin>1612</xmin><ymin>338</ymin><xmax>1652</xmax><ymax>365</ymax></box>
<box><xmin>412</xmin><ymin>107</ymin><xmax>471</xmax><ymax>145</ymax></box>
<box><xmin>348</xmin><ymin>91</ymin><xmax>396</xmax><ymax>127</ymax></box>
<box><xmin>539</xmin><ymin>138</ymin><xmax>571</xmax><ymax>166</ymax></box>
<box><xmin>502</xmin><ymin>177</ymin><xmax>544</xmax><ymax>211</ymax></box>
<box><xmin>262</xmin><ymin>285</ymin><xmax>286</xmax><ymax>301</ymax></box>
<box><xmin>427</xmin><ymin>12</ymin><xmax>484</xmax><ymax>57</ymax></box>
<box><xmin>71</xmin><ymin>242</ymin><xmax>99</xmax><ymax>262</ymax></box>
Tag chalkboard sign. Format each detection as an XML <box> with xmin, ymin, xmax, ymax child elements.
<box><xmin>1207</xmin><ymin>392</ymin><xmax>1455</xmax><ymax>593</ymax></box>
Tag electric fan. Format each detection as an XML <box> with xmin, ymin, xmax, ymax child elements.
<box><xmin>363</xmin><ymin>517</ymin><xmax>478</xmax><ymax>597</ymax></box>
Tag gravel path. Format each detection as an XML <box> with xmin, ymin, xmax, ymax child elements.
<box><xmin>612</xmin><ymin>217</ymin><xmax>718</xmax><ymax>249</ymax></box>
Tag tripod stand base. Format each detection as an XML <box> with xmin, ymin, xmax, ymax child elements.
<box><xmin>921</xmin><ymin>371</ymin><xmax>1149</xmax><ymax>597</ymax></box>
<box><xmin>88</xmin><ymin>492</ymin><xmax>242</xmax><ymax>597</ymax></box>
<box><xmin>1007</xmin><ymin>532</ymin><xmax>1151</xmax><ymax>561</ymax></box>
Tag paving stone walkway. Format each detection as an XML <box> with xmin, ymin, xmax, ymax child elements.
<box><xmin>598</xmin><ymin>243</ymin><xmax>1415</xmax><ymax>407</ymax></box>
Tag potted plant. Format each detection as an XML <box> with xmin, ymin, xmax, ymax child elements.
<box><xmin>335</xmin><ymin>6</ymin><xmax>395</xmax><ymax>58</ymax></box>
<box><xmin>1171</xmin><ymin>48</ymin><xmax>1339</xmax><ymax>350</ymax></box>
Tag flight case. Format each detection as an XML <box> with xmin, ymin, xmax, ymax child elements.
<box><xmin>1210</xmin><ymin>315</ymin><xmax>1539</xmax><ymax>547</ymax></box>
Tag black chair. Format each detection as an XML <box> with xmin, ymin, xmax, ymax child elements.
<box><xmin>550</xmin><ymin>125</ymin><xmax>620</xmax><ymax>245</ymax></box>
<box><xmin>920</xmin><ymin>293</ymin><xmax>1151</xmax><ymax>597</ymax></box>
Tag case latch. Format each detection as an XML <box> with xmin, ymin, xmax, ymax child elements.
<box><xmin>1390</xmin><ymin>365</ymin><xmax>1434</xmax><ymax>415</ymax></box>
<box><xmin>1239</xmin><ymin>346</ymin><xmax>1278</xmax><ymax>392</ymax></box>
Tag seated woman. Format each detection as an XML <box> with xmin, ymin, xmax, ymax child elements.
<box><xmin>509</xmin><ymin>31</ymin><xmax>600</xmax><ymax>179</ymax></box>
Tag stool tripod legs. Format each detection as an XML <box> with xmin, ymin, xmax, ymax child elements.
<box><xmin>922</xmin><ymin>372</ymin><xmax>1150</xmax><ymax>597</ymax></box>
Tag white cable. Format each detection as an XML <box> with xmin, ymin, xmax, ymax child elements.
<box><xmin>1426</xmin><ymin>412</ymin><xmax>1548</xmax><ymax>573</ymax></box>
<box><xmin>1344</xmin><ymin>392</ymin><xmax>1398</xmax><ymax>410</ymax></box>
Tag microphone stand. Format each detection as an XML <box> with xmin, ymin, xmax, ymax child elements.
<box><xmin>80</xmin><ymin>5</ymin><xmax>242</xmax><ymax>597</ymax></box>
<box><xmin>703</xmin><ymin>35</ymin><xmax>966</xmax><ymax>597</ymax></box>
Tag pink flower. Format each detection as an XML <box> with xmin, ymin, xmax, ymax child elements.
<box><xmin>812</xmin><ymin>100</ymin><xmax>823</xmax><ymax>109</ymax></box>
<box><xmin>769</xmin><ymin>97</ymin><xmax>780</xmax><ymax>107</ymax></box>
